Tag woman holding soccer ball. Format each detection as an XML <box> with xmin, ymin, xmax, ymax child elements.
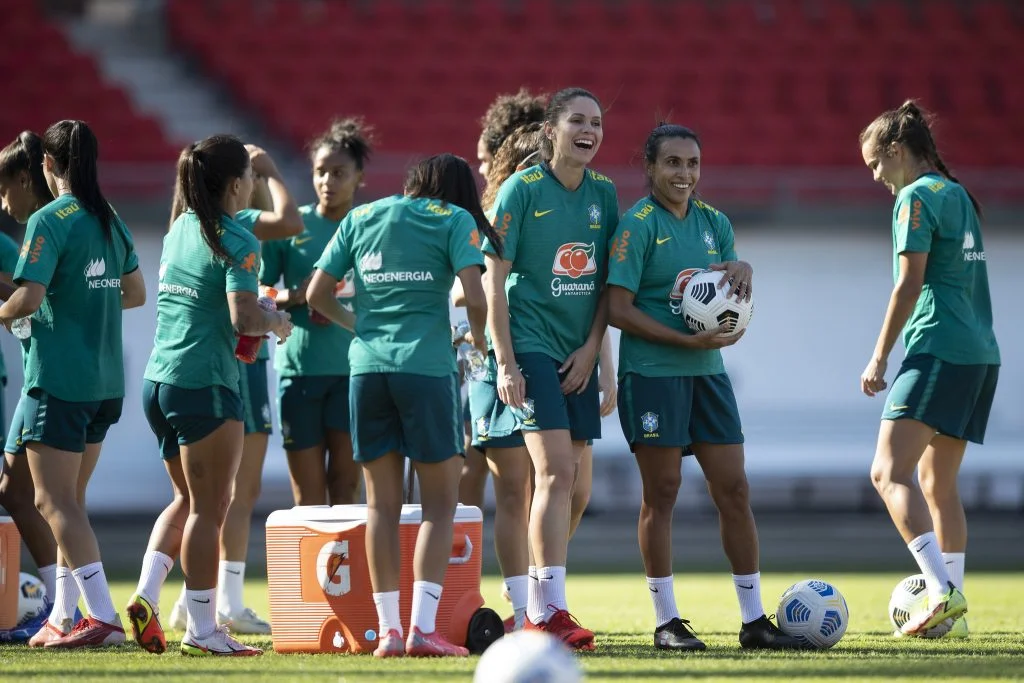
<box><xmin>607</xmin><ymin>123</ymin><xmax>802</xmax><ymax>651</ymax></box>
<box><xmin>859</xmin><ymin>101</ymin><xmax>998</xmax><ymax>638</ymax></box>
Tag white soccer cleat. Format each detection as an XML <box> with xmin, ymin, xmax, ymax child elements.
<box><xmin>217</xmin><ymin>607</ymin><xmax>272</xmax><ymax>635</ymax></box>
<box><xmin>180</xmin><ymin>625</ymin><xmax>262</xmax><ymax>656</ymax></box>
<box><xmin>168</xmin><ymin>597</ymin><xmax>188</xmax><ymax>631</ymax></box>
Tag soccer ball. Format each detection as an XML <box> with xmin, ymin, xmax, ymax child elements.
<box><xmin>17</xmin><ymin>572</ymin><xmax>48</xmax><ymax>624</ymax></box>
<box><xmin>473</xmin><ymin>630</ymin><xmax>582</xmax><ymax>683</ymax></box>
<box><xmin>681</xmin><ymin>269</ymin><xmax>753</xmax><ymax>337</ymax></box>
<box><xmin>888</xmin><ymin>574</ymin><xmax>952</xmax><ymax>638</ymax></box>
<box><xmin>776</xmin><ymin>579</ymin><xmax>849</xmax><ymax>648</ymax></box>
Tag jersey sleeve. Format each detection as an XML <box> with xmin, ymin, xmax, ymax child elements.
<box><xmin>894</xmin><ymin>189</ymin><xmax>936</xmax><ymax>254</ymax></box>
<box><xmin>225</xmin><ymin>230</ymin><xmax>261</xmax><ymax>294</ymax></box>
<box><xmin>0</xmin><ymin>233</ymin><xmax>21</xmax><ymax>274</ymax></box>
<box><xmin>606</xmin><ymin>213</ymin><xmax>649</xmax><ymax>294</ymax></box>
<box><xmin>604</xmin><ymin>188</ymin><xmax>620</xmax><ymax>249</ymax></box>
<box><xmin>116</xmin><ymin>217</ymin><xmax>140</xmax><ymax>274</ymax></box>
<box><xmin>235</xmin><ymin>208</ymin><xmax>263</xmax><ymax>234</ymax></box>
<box><xmin>447</xmin><ymin>211</ymin><xmax>486</xmax><ymax>273</ymax></box>
<box><xmin>716</xmin><ymin>212</ymin><xmax>738</xmax><ymax>262</ymax></box>
<box><xmin>14</xmin><ymin>210</ymin><xmax>64</xmax><ymax>287</ymax></box>
<box><xmin>482</xmin><ymin>176</ymin><xmax>525</xmax><ymax>262</ymax></box>
<box><xmin>259</xmin><ymin>238</ymin><xmax>283</xmax><ymax>287</ymax></box>
<box><xmin>314</xmin><ymin>215</ymin><xmax>354</xmax><ymax>280</ymax></box>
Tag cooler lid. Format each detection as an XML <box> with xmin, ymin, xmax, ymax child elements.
<box><xmin>266</xmin><ymin>503</ymin><xmax>482</xmax><ymax>527</ymax></box>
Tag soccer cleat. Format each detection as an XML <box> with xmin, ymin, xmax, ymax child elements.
<box><xmin>217</xmin><ymin>607</ymin><xmax>272</xmax><ymax>635</ymax></box>
<box><xmin>180</xmin><ymin>626</ymin><xmax>263</xmax><ymax>656</ymax></box>
<box><xmin>45</xmin><ymin>615</ymin><xmax>126</xmax><ymax>648</ymax></box>
<box><xmin>28</xmin><ymin>619</ymin><xmax>72</xmax><ymax>647</ymax></box>
<box><xmin>405</xmin><ymin>626</ymin><xmax>469</xmax><ymax>657</ymax></box>
<box><xmin>126</xmin><ymin>593</ymin><xmax>167</xmax><ymax>654</ymax></box>
<box><xmin>373</xmin><ymin>628</ymin><xmax>406</xmax><ymax>658</ymax></box>
<box><xmin>169</xmin><ymin>596</ymin><xmax>188</xmax><ymax>631</ymax></box>
<box><xmin>900</xmin><ymin>584</ymin><xmax>967</xmax><ymax>636</ymax></box>
<box><xmin>537</xmin><ymin>607</ymin><xmax>595</xmax><ymax>651</ymax></box>
<box><xmin>947</xmin><ymin>616</ymin><xmax>969</xmax><ymax>639</ymax></box>
<box><xmin>654</xmin><ymin>617</ymin><xmax>707</xmax><ymax>651</ymax></box>
<box><xmin>739</xmin><ymin>614</ymin><xmax>806</xmax><ymax>649</ymax></box>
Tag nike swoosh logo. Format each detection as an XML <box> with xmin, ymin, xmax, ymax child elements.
<box><xmin>533</xmin><ymin>210</ymin><xmax>554</xmax><ymax>218</ymax></box>
<box><xmin>192</xmin><ymin>598</ymin><xmax>211</xmax><ymax>604</ymax></box>
<box><xmin>656</xmin><ymin>237</ymin><xmax>672</xmax><ymax>245</ymax></box>
<box><xmin>163</xmin><ymin>563</ymin><xmax>172</xmax><ymax>573</ymax></box>
<box><xmin>889</xmin><ymin>403</ymin><xmax>910</xmax><ymax>411</ymax></box>
<box><xmin>650</xmin><ymin>587</ymin><xmax>659</xmax><ymax>593</ymax></box>
<box><xmin>226</xmin><ymin>569</ymin><xmax>241</xmax><ymax>575</ymax></box>
<box><xmin>739</xmin><ymin>584</ymin><xmax>754</xmax><ymax>590</ymax></box>
<box><xmin>426</xmin><ymin>592</ymin><xmax>440</xmax><ymax>600</ymax></box>
<box><xmin>294</xmin><ymin>236</ymin><xmax>313</xmax><ymax>245</ymax></box>
<box><xmin>915</xmin><ymin>541</ymin><xmax>931</xmax><ymax>552</ymax></box>
<box><xmin>84</xmin><ymin>571</ymin><xmax>99</xmax><ymax>581</ymax></box>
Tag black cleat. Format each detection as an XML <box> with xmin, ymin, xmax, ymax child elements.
<box><xmin>739</xmin><ymin>614</ymin><xmax>806</xmax><ymax>650</ymax></box>
<box><xmin>654</xmin><ymin>617</ymin><xmax>707</xmax><ymax>651</ymax></box>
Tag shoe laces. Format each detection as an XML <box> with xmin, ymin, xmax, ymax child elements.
<box><xmin>669</xmin><ymin>617</ymin><xmax>700</xmax><ymax>638</ymax></box>
<box><xmin>546</xmin><ymin>605</ymin><xmax>586</xmax><ymax>631</ymax></box>
<box><xmin>68</xmin><ymin>617</ymin><xmax>93</xmax><ymax>635</ymax></box>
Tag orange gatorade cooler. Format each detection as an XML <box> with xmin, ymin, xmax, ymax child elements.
<box><xmin>265</xmin><ymin>504</ymin><xmax>501</xmax><ymax>655</ymax></box>
<box><xmin>0</xmin><ymin>516</ymin><xmax>20</xmax><ymax>629</ymax></box>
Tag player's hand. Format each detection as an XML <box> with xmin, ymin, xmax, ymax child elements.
<box><xmin>289</xmin><ymin>274</ymin><xmax>313</xmax><ymax>308</ymax></box>
<box><xmin>708</xmin><ymin>260</ymin><xmax>753</xmax><ymax>302</ymax></box>
<box><xmin>245</xmin><ymin>144</ymin><xmax>279</xmax><ymax>178</ymax></box>
<box><xmin>559</xmin><ymin>341</ymin><xmax>599</xmax><ymax>395</ymax></box>
<box><xmin>272</xmin><ymin>310</ymin><xmax>293</xmax><ymax>344</ymax></box>
<box><xmin>687</xmin><ymin>326</ymin><xmax>744</xmax><ymax>350</ymax></box>
<box><xmin>497</xmin><ymin>361</ymin><xmax>526</xmax><ymax>409</ymax></box>
<box><xmin>471</xmin><ymin>332</ymin><xmax>488</xmax><ymax>355</ymax></box>
<box><xmin>861</xmin><ymin>357</ymin><xmax>888</xmax><ymax>397</ymax></box>
<box><xmin>598</xmin><ymin>367</ymin><xmax>617</xmax><ymax>417</ymax></box>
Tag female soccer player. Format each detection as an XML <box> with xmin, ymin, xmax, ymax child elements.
<box><xmin>260</xmin><ymin>119</ymin><xmax>371</xmax><ymax>510</ymax></box>
<box><xmin>483</xmin><ymin>87</ymin><xmax>618</xmax><ymax>650</ymax></box>
<box><xmin>859</xmin><ymin>100</ymin><xmax>996</xmax><ymax>637</ymax></box>
<box><xmin>308</xmin><ymin>153</ymin><xmax>495</xmax><ymax>657</ymax></box>
<box><xmin>165</xmin><ymin>144</ymin><xmax>302</xmax><ymax>635</ymax></box>
<box><xmin>0</xmin><ymin>120</ymin><xmax>146</xmax><ymax>648</ymax></box>
<box><xmin>608</xmin><ymin>123</ymin><xmax>802</xmax><ymax>651</ymax></box>
<box><xmin>128</xmin><ymin>135</ymin><xmax>291</xmax><ymax>656</ymax></box>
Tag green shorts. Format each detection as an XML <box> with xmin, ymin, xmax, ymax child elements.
<box><xmin>6</xmin><ymin>388</ymin><xmax>123</xmax><ymax>454</ymax></box>
<box><xmin>238</xmin><ymin>359</ymin><xmax>272</xmax><ymax>436</ymax></box>
<box><xmin>278</xmin><ymin>374</ymin><xmax>350</xmax><ymax>451</ymax></box>
<box><xmin>618</xmin><ymin>373</ymin><xmax>744</xmax><ymax>452</ymax></box>
<box><xmin>467</xmin><ymin>370</ymin><xmax>525</xmax><ymax>450</ymax></box>
<box><xmin>143</xmin><ymin>379</ymin><xmax>242</xmax><ymax>460</ymax></box>
<box><xmin>882</xmin><ymin>354</ymin><xmax>999</xmax><ymax>444</ymax></box>
<box><xmin>488</xmin><ymin>352</ymin><xmax>601</xmax><ymax>442</ymax></box>
<box><xmin>350</xmin><ymin>372</ymin><xmax>462</xmax><ymax>464</ymax></box>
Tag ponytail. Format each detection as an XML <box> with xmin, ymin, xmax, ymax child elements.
<box><xmin>0</xmin><ymin>131</ymin><xmax>53</xmax><ymax>209</ymax></box>
<box><xmin>42</xmin><ymin>120</ymin><xmax>115</xmax><ymax>239</ymax></box>
<box><xmin>174</xmin><ymin>135</ymin><xmax>250</xmax><ymax>263</ymax></box>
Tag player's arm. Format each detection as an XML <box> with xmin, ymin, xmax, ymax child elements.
<box><xmin>450</xmin><ymin>277</ymin><xmax>467</xmax><ymax>307</ymax></box>
<box><xmin>607</xmin><ymin>285</ymin><xmax>738</xmax><ymax>350</ymax></box>
<box><xmin>227</xmin><ymin>240</ymin><xmax>292</xmax><ymax>340</ymax></box>
<box><xmin>121</xmin><ymin>267</ymin><xmax>146</xmax><ymax>310</ymax></box>
<box><xmin>0</xmin><ymin>212</ymin><xmax>60</xmax><ymax>323</ymax></box>
<box><xmin>449</xmin><ymin>215</ymin><xmax>487</xmax><ymax>352</ymax></box>
<box><xmin>307</xmin><ymin>223</ymin><xmax>356</xmax><ymax>332</ymax></box>
<box><xmin>246</xmin><ymin>145</ymin><xmax>303</xmax><ymax>240</ymax></box>
<box><xmin>483</xmin><ymin>180</ymin><xmax>525</xmax><ymax>407</ymax></box>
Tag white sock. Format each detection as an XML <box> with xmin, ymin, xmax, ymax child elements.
<box><xmin>38</xmin><ymin>564</ymin><xmax>57</xmax><ymax>601</ymax></box>
<box><xmin>48</xmin><ymin>566</ymin><xmax>81</xmax><ymax>627</ymax></box>
<box><xmin>504</xmin><ymin>575</ymin><xmax>529</xmax><ymax>627</ymax></box>
<box><xmin>372</xmin><ymin>591</ymin><xmax>402</xmax><ymax>638</ymax></box>
<box><xmin>72</xmin><ymin>562</ymin><xmax>118</xmax><ymax>624</ymax></box>
<box><xmin>526</xmin><ymin>566</ymin><xmax>543</xmax><ymax>624</ymax></box>
<box><xmin>733</xmin><ymin>572</ymin><xmax>764</xmax><ymax>624</ymax></box>
<box><xmin>217</xmin><ymin>561</ymin><xmax>246</xmax><ymax>616</ymax></box>
<box><xmin>537</xmin><ymin>566</ymin><xmax>567</xmax><ymax>622</ymax></box>
<box><xmin>908</xmin><ymin>532</ymin><xmax>951</xmax><ymax>600</ymax></box>
<box><xmin>647</xmin><ymin>575</ymin><xmax>680</xmax><ymax>629</ymax></box>
<box><xmin>185</xmin><ymin>588</ymin><xmax>217</xmax><ymax>639</ymax></box>
<box><xmin>136</xmin><ymin>550</ymin><xmax>173</xmax><ymax>607</ymax></box>
<box><xmin>176</xmin><ymin>582</ymin><xmax>187</xmax><ymax>607</ymax></box>
<box><xmin>410</xmin><ymin>580</ymin><xmax>443</xmax><ymax>634</ymax></box>
<box><xmin>942</xmin><ymin>551</ymin><xmax>965</xmax><ymax>592</ymax></box>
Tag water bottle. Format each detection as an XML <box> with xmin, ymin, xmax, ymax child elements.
<box><xmin>453</xmin><ymin>320</ymin><xmax>487</xmax><ymax>382</ymax></box>
<box><xmin>235</xmin><ymin>287</ymin><xmax>278</xmax><ymax>364</ymax></box>
<box><xmin>10</xmin><ymin>317</ymin><xmax>31</xmax><ymax>340</ymax></box>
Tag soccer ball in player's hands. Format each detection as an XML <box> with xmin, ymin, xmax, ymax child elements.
<box><xmin>681</xmin><ymin>269</ymin><xmax>754</xmax><ymax>337</ymax></box>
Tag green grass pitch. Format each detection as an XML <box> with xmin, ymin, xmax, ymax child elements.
<box><xmin>2</xmin><ymin>573</ymin><xmax>1020</xmax><ymax>682</ymax></box>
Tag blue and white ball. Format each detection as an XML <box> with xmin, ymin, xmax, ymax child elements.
<box><xmin>776</xmin><ymin>579</ymin><xmax>849</xmax><ymax>648</ymax></box>
<box><xmin>17</xmin><ymin>572</ymin><xmax>48</xmax><ymax>625</ymax></box>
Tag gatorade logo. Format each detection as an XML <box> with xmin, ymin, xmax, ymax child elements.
<box><xmin>316</xmin><ymin>540</ymin><xmax>351</xmax><ymax>597</ymax></box>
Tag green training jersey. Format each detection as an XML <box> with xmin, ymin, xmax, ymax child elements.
<box><xmin>481</xmin><ymin>163</ymin><xmax>619</xmax><ymax>362</ymax></box>
<box><xmin>315</xmin><ymin>195</ymin><xmax>484</xmax><ymax>377</ymax></box>
<box><xmin>260</xmin><ymin>204</ymin><xmax>354</xmax><ymax>376</ymax></box>
<box><xmin>0</xmin><ymin>230</ymin><xmax>21</xmax><ymax>383</ymax></box>
<box><xmin>893</xmin><ymin>174</ymin><xmax>999</xmax><ymax>365</ymax></box>
<box><xmin>608</xmin><ymin>196</ymin><xmax>738</xmax><ymax>378</ymax></box>
<box><xmin>234</xmin><ymin>208</ymin><xmax>271</xmax><ymax>362</ymax></box>
<box><xmin>145</xmin><ymin>211</ymin><xmax>261</xmax><ymax>391</ymax></box>
<box><xmin>15</xmin><ymin>194</ymin><xmax>138</xmax><ymax>402</ymax></box>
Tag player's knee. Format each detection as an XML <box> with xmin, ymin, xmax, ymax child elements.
<box><xmin>231</xmin><ymin>479</ymin><xmax>262</xmax><ymax>509</ymax></box>
<box><xmin>643</xmin><ymin>473</ymin><xmax>681</xmax><ymax>512</ymax></box>
<box><xmin>709</xmin><ymin>475</ymin><xmax>749</xmax><ymax>512</ymax></box>
<box><xmin>570</xmin><ymin>481</ymin><xmax>591</xmax><ymax>515</ymax></box>
<box><xmin>494</xmin><ymin>473</ymin><xmax>530</xmax><ymax>513</ymax></box>
<box><xmin>534</xmin><ymin>459</ymin><xmax>575</xmax><ymax>495</ymax></box>
<box><xmin>0</xmin><ymin>475</ymin><xmax>32</xmax><ymax>511</ymax></box>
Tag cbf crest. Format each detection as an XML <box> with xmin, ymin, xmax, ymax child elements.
<box><xmin>587</xmin><ymin>203</ymin><xmax>602</xmax><ymax>230</ymax></box>
<box><xmin>641</xmin><ymin>411</ymin><xmax>659</xmax><ymax>434</ymax></box>
<box><xmin>702</xmin><ymin>229</ymin><xmax>717</xmax><ymax>254</ymax></box>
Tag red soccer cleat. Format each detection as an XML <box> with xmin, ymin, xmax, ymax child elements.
<box><xmin>45</xmin><ymin>616</ymin><xmax>126</xmax><ymax>649</ymax></box>
<box><xmin>405</xmin><ymin>626</ymin><xmax>469</xmax><ymax>657</ymax></box>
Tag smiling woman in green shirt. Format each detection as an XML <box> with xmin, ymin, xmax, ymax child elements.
<box><xmin>0</xmin><ymin>120</ymin><xmax>146</xmax><ymax>649</ymax></box>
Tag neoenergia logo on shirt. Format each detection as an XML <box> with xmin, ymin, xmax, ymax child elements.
<box><xmin>962</xmin><ymin>230</ymin><xmax>985</xmax><ymax>261</ymax></box>
<box><xmin>157</xmin><ymin>261</ymin><xmax>199</xmax><ymax>299</ymax></box>
<box><xmin>359</xmin><ymin>250</ymin><xmax>435</xmax><ymax>284</ymax></box>
<box><xmin>84</xmin><ymin>258</ymin><xmax>120</xmax><ymax>290</ymax></box>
